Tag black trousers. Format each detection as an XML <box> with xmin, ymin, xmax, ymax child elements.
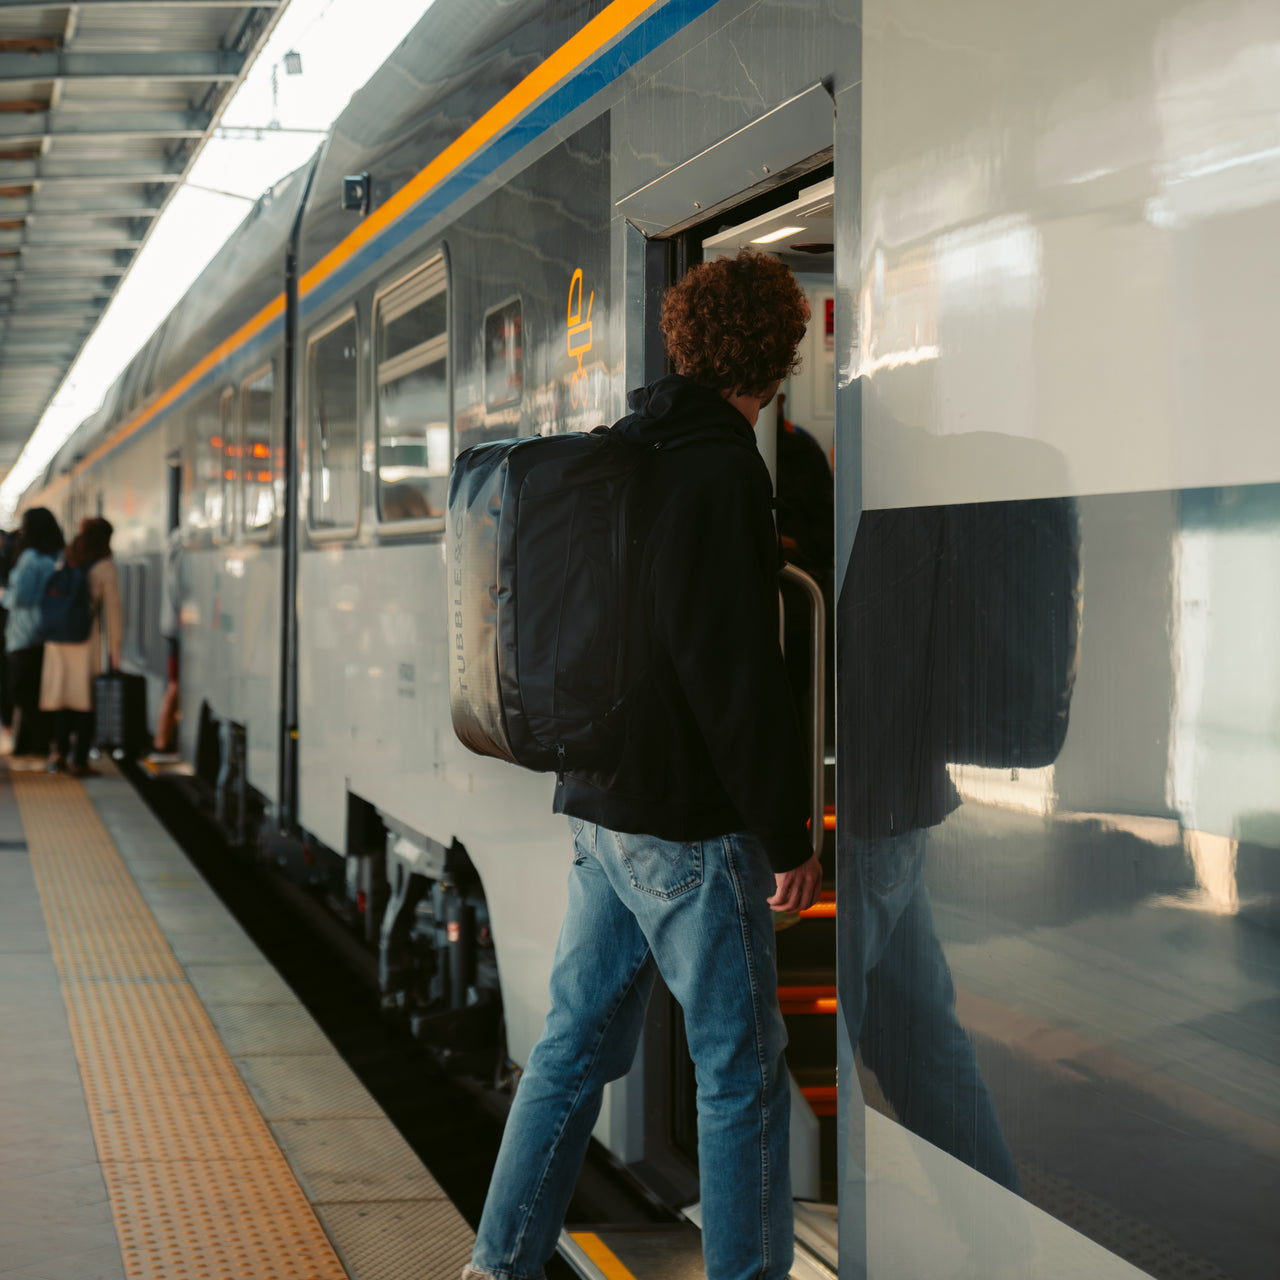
<box><xmin>7</xmin><ymin>645</ymin><xmax>46</xmax><ymax>755</ymax></box>
<box><xmin>0</xmin><ymin>608</ymin><xmax>11</xmax><ymax>727</ymax></box>
<box><xmin>53</xmin><ymin>708</ymin><xmax>94</xmax><ymax>768</ymax></box>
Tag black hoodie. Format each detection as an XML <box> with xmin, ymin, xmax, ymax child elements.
<box><xmin>552</xmin><ymin>375</ymin><xmax>812</xmax><ymax>874</ymax></box>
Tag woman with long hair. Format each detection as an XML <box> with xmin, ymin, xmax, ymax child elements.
<box><xmin>41</xmin><ymin>516</ymin><xmax>121</xmax><ymax>774</ymax></box>
<box><xmin>2</xmin><ymin>507</ymin><xmax>64</xmax><ymax>756</ymax></box>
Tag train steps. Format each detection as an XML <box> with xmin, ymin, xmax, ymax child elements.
<box><xmin>557</xmin><ymin>1198</ymin><xmax>838</xmax><ymax>1278</ymax></box>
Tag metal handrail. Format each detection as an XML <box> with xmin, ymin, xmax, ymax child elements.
<box><xmin>779</xmin><ymin>562</ymin><xmax>827</xmax><ymax>859</ymax></box>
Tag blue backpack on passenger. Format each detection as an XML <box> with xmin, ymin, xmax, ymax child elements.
<box><xmin>41</xmin><ymin>563</ymin><xmax>92</xmax><ymax>644</ymax></box>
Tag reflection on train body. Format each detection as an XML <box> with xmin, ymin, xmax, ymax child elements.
<box><xmin>839</xmin><ymin>485</ymin><xmax>1280</xmax><ymax>1280</ymax></box>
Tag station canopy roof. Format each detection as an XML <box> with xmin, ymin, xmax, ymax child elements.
<box><xmin>0</xmin><ymin>0</ymin><xmax>284</xmax><ymax>477</ymax></box>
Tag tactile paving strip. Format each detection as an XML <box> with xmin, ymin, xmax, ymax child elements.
<box><xmin>15</xmin><ymin>773</ymin><xmax>349</xmax><ymax>1280</ymax></box>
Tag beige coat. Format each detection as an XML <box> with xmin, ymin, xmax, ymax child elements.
<box><xmin>40</xmin><ymin>558</ymin><xmax>123</xmax><ymax>713</ymax></box>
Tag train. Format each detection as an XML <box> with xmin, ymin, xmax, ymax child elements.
<box><xmin>21</xmin><ymin>1</ymin><xmax>1279</xmax><ymax>1277</ymax></box>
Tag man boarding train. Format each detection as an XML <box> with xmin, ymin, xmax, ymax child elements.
<box><xmin>463</xmin><ymin>250</ymin><xmax>822</xmax><ymax>1280</ymax></box>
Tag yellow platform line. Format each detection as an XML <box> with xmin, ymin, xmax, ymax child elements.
<box><xmin>13</xmin><ymin>772</ymin><xmax>349</xmax><ymax>1280</ymax></box>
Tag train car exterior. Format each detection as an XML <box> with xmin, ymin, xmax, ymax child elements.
<box><xmin>21</xmin><ymin>1</ymin><xmax>1278</xmax><ymax>1277</ymax></box>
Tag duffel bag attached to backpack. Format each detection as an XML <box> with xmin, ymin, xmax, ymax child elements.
<box><xmin>446</xmin><ymin>427</ymin><xmax>651</xmax><ymax>774</ymax></box>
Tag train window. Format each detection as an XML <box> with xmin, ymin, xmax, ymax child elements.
<box><xmin>240</xmin><ymin>364</ymin><xmax>275</xmax><ymax>534</ymax></box>
<box><xmin>135</xmin><ymin>565</ymin><xmax>148</xmax><ymax>659</ymax></box>
<box><xmin>124</xmin><ymin>563</ymin><xmax>147</xmax><ymax>664</ymax></box>
<box><xmin>185</xmin><ymin>396</ymin><xmax>223</xmax><ymax>537</ymax></box>
<box><xmin>119</xmin><ymin>563</ymin><xmax>132</xmax><ymax>638</ymax></box>
<box><xmin>181</xmin><ymin>429</ymin><xmax>197</xmax><ymax>538</ymax></box>
<box><xmin>307</xmin><ymin>313</ymin><xmax>360</xmax><ymax>532</ymax></box>
<box><xmin>484</xmin><ymin>297</ymin><xmax>523</xmax><ymax>410</ymax></box>
<box><xmin>375</xmin><ymin>257</ymin><xmax>449</xmax><ymax>525</ymax></box>
<box><xmin>219</xmin><ymin>388</ymin><xmax>237</xmax><ymax>541</ymax></box>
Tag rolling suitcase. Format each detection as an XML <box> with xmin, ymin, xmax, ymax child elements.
<box><xmin>94</xmin><ymin>668</ymin><xmax>149</xmax><ymax>758</ymax></box>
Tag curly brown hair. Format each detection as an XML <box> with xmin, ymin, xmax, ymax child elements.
<box><xmin>660</xmin><ymin>249</ymin><xmax>809</xmax><ymax>397</ymax></box>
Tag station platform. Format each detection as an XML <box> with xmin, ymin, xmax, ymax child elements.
<box><xmin>0</xmin><ymin>761</ymin><xmax>475</xmax><ymax>1280</ymax></box>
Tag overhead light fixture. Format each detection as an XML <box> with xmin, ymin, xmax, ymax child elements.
<box><xmin>751</xmin><ymin>225</ymin><xmax>805</xmax><ymax>245</ymax></box>
<box><xmin>283</xmin><ymin>49</ymin><xmax>303</xmax><ymax>75</ymax></box>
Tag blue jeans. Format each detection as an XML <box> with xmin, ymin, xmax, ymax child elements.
<box><xmin>469</xmin><ymin>820</ymin><xmax>793</xmax><ymax>1280</ymax></box>
<box><xmin>838</xmin><ymin>828</ymin><xmax>1019</xmax><ymax>1192</ymax></box>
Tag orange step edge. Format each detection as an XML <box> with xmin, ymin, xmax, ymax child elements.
<box><xmin>777</xmin><ymin>984</ymin><xmax>837</xmax><ymax>1016</ymax></box>
<box><xmin>800</xmin><ymin>1084</ymin><xmax>839</xmax><ymax>1117</ymax></box>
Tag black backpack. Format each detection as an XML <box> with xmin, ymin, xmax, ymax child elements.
<box><xmin>446</xmin><ymin>427</ymin><xmax>652</xmax><ymax>774</ymax></box>
<box><xmin>41</xmin><ymin>563</ymin><xmax>93</xmax><ymax>644</ymax></box>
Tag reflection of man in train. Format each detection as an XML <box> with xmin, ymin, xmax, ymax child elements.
<box><xmin>837</xmin><ymin>498</ymin><xmax>1078</xmax><ymax>1194</ymax></box>
<box><xmin>466</xmin><ymin>250</ymin><xmax>821</xmax><ymax>1280</ymax></box>
<box><xmin>775</xmin><ymin>391</ymin><xmax>834</xmax><ymax>718</ymax></box>
<box><xmin>775</xmin><ymin>391</ymin><xmax>833</xmax><ymax>574</ymax></box>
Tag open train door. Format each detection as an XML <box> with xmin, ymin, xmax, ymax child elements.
<box><xmin>152</xmin><ymin>451</ymin><xmax>183</xmax><ymax>756</ymax></box>
<box><xmin>564</xmin><ymin>84</ymin><xmax>842</xmax><ymax>1280</ymax></box>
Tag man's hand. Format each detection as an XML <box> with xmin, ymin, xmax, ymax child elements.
<box><xmin>768</xmin><ymin>852</ymin><xmax>824</xmax><ymax>913</ymax></box>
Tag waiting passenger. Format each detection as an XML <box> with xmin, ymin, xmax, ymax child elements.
<box><xmin>465</xmin><ymin>251</ymin><xmax>819</xmax><ymax>1280</ymax></box>
<box><xmin>41</xmin><ymin>517</ymin><xmax>122</xmax><ymax>776</ymax></box>
<box><xmin>0</xmin><ymin>528</ymin><xmax>21</xmax><ymax>739</ymax></box>
<box><xmin>2</xmin><ymin>508</ymin><xmax>64</xmax><ymax>757</ymax></box>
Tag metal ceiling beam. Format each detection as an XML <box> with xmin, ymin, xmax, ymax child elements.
<box><xmin>0</xmin><ymin>260</ymin><xmax>124</xmax><ymax>277</ymax></box>
<box><xmin>0</xmin><ymin>194</ymin><xmax>165</xmax><ymax>217</ymax></box>
<box><xmin>0</xmin><ymin>109</ymin><xmax>213</xmax><ymax>143</ymax></box>
<box><xmin>0</xmin><ymin>271</ymin><xmax>121</xmax><ymax>290</ymax></box>
<box><xmin>0</xmin><ymin>50</ymin><xmax>246</xmax><ymax>82</ymax></box>
<box><xmin>0</xmin><ymin>405</ymin><xmax>62</xmax><ymax>420</ymax></box>
<box><xmin>0</xmin><ymin>295</ymin><xmax>107</xmax><ymax>309</ymax></box>
<box><xmin>0</xmin><ymin>398</ymin><xmax>63</xmax><ymax>411</ymax></box>
<box><xmin>0</xmin><ymin>1</ymin><xmax>282</xmax><ymax>8</ymax></box>
<box><xmin>0</xmin><ymin>296</ymin><xmax>110</xmax><ymax>312</ymax></box>
<box><xmin>0</xmin><ymin>341</ymin><xmax>92</xmax><ymax>359</ymax></box>
<box><xmin>2</xmin><ymin>310</ymin><xmax>105</xmax><ymax>328</ymax></box>
<box><xmin>2</xmin><ymin>225</ymin><xmax>144</xmax><ymax>245</ymax></box>
<box><xmin>0</xmin><ymin>159</ymin><xmax>184</xmax><ymax>182</ymax></box>
<box><xmin>0</xmin><ymin>240</ymin><xmax>143</xmax><ymax>256</ymax></box>
<box><xmin>0</xmin><ymin>414</ymin><xmax>60</xmax><ymax>427</ymax></box>
<box><xmin>0</xmin><ymin>329</ymin><xmax>91</xmax><ymax>342</ymax></box>
<box><xmin>17</xmin><ymin>245</ymin><xmax>134</xmax><ymax>263</ymax></box>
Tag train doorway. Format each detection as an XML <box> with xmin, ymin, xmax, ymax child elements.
<box><xmin>641</xmin><ymin>167</ymin><xmax>841</xmax><ymax>1228</ymax></box>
